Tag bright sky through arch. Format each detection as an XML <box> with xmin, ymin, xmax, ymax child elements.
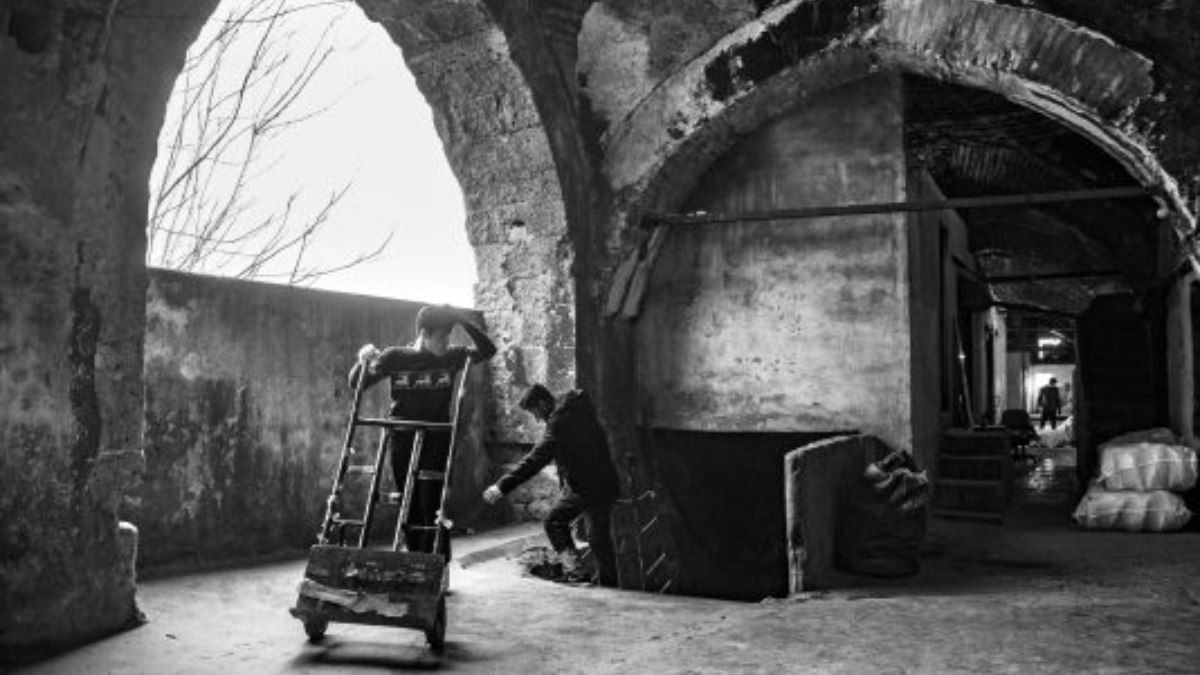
<box><xmin>151</xmin><ymin>0</ymin><xmax>475</xmax><ymax>307</ymax></box>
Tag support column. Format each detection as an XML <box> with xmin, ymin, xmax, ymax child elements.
<box><xmin>1167</xmin><ymin>272</ymin><xmax>1196</xmax><ymax>445</ymax></box>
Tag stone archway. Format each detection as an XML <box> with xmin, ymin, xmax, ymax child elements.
<box><xmin>586</xmin><ymin>0</ymin><xmax>1200</xmax><ymax>468</ymax></box>
<box><xmin>347</xmin><ymin>0</ymin><xmax>582</xmax><ymax>441</ymax></box>
<box><xmin>0</xmin><ymin>0</ymin><xmax>574</xmax><ymax>651</ymax></box>
<box><xmin>579</xmin><ymin>0</ymin><xmax>1200</xmax><ymax>595</ymax></box>
<box><xmin>597</xmin><ymin>0</ymin><xmax>1195</xmax><ymax>252</ymax></box>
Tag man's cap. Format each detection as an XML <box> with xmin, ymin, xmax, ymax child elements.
<box><xmin>519</xmin><ymin>384</ymin><xmax>554</xmax><ymax>411</ymax></box>
<box><xmin>416</xmin><ymin>305</ymin><xmax>456</xmax><ymax>334</ymax></box>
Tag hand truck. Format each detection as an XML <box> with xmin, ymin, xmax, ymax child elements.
<box><xmin>289</xmin><ymin>354</ymin><xmax>471</xmax><ymax>652</ymax></box>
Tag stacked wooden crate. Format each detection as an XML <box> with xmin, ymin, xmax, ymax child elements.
<box><xmin>933</xmin><ymin>429</ymin><xmax>1012</xmax><ymax>522</ymax></box>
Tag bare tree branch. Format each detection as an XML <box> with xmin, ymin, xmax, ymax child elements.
<box><xmin>148</xmin><ymin>0</ymin><xmax>389</xmax><ymax>284</ymax></box>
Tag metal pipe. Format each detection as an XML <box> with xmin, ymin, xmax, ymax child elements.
<box><xmin>647</xmin><ymin>186</ymin><xmax>1151</xmax><ymax>227</ymax></box>
<box><xmin>982</xmin><ymin>269</ymin><xmax>1124</xmax><ymax>284</ymax></box>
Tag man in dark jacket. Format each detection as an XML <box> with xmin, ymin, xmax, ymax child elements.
<box><xmin>350</xmin><ymin>304</ymin><xmax>496</xmax><ymax>558</ymax></box>
<box><xmin>1036</xmin><ymin>377</ymin><xmax>1062</xmax><ymax>430</ymax></box>
<box><xmin>483</xmin><ymin>385</ymin><xmax>620</xmax><ymax>586</ymax></box>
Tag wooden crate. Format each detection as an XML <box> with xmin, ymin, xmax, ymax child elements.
<box><xmin>289</xmin><ymin>545</ymin><xmax>446</xmax><ymax>632</ymax></box>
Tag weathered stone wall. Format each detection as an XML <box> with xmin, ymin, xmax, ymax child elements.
<box><xmin>132</xmin><ymin>269</ymin><xmax>509</xmax><ymax>569</ymax></box>
<box><xmin>0</xmin><ymin>0</ymin><xmax>214</xmax><ymax>653</ymax></box>
<box><xmin>634</xmin><ymin>74</ymin><xmax>913</xmax><ymax>447</ymax></box>
<box><xmin>2</xmin><ymin>0</ymin><xmax>582</xmax><ymax>651</ymax></box>
<box><xmin>571</xmin><ymin>0</ymin><xmax>1200</xmax><ymax>515</ymax></box>
<box><xmin>6</xmin><ymin>0</ymin><xmax>1200</xmax><ymax>648</ymax></box>
<box><xmin>356</xmin><ymin>0</ymin><xmax>580</xmax><ymax>445</ymax></box>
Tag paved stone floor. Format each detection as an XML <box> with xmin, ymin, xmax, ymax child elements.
<box><xmin>16</xmin><ymin>450</ymin><xmax>1200</xmax><ymax>674</ymax></box>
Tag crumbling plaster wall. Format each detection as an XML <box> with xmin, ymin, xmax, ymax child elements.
<box><xmin>134</xmin><ymin>270</ymin><xmax>505</xmax><ymax>570</ymax></box>
<box><xmin>0</xmin><ymin>0</ymin><xmax>217</xmax><ymax>653</ymax></box>
<box><xmin>635</xmin><ymin>75</ymin><xmax>914</xmax><ymax>447</ymax></box>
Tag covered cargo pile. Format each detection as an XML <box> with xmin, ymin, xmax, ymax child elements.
<box><xmin>1073</xmin><ymin>428</ymin><xmax>1196</xmax><ymax>532</ymax></box>
<box><xmin>836</xmin><ymin>449</ymin><xmax>930</xmax><ymax>578</ymax></box>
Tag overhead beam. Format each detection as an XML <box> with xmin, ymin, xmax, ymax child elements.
<box><xmin>982</xmin><ymin>269</ymin><xmax>1124</xmax><ymax>284</ymax></box>
<box><xmin>646</xmin><ymin>186</ymin><xmax>1151</xmax><ymax>227</ymax></box>
<box><xmin>963</xmin><ymin>300</ymin><xmax>1082</xmax><ymax>319</ymax></box>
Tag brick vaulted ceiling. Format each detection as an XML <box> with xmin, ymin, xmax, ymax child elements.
<box><xmin>903</xmin><ymin>75</ymin><xmax>1165</xmax><ymax>315</ymax></box>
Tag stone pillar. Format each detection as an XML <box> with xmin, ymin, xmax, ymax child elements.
<box><xmin>1167</xmin><ymin>272</ymin><xmax>1196</xmax><ymax>444</ymax></box>
<box><xmin>0</xmin><ymin>0</ymin><xmax>210</xmax><ymax>652</ymax></box>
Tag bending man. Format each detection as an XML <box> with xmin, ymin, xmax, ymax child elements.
<box><xmin>483</xmin><ymin>385</ymin><xmax>620</xmax><ymax>586</ymax></box>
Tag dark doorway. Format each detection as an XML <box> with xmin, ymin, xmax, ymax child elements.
<box><xmin>1076</xmin><ymin>295</ymin><xmax>1161</xmax><ymax>489</ymax></box>
<box><xmin>648</xmin><ymin>429</ymin><xmax>847</xmax><ymax>601</ymax></box>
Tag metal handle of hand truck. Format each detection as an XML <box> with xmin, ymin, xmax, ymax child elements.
<box><xmin>354</xmin><ymin>418</ymin><xmax>455</xmax><ymax>431</ymax></box>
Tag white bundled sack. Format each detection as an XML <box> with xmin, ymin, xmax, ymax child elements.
<box><xmin>1073</xmin><ymin>482</ymin><xmax>1192</xmax><ymax>532</ymax></box>
<box><xmin>1099</xmin><ymin>427</ymin><xmax>1180</xmax><ymax>449</ymax></box>
<box><xmin>1099</xmin><ymin>437</ymin><xmax>1197</xmax><ymax>492</ymax></box>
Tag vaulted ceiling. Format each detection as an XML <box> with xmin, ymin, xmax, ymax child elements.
<box><xmin>903</xmin><ymin>75</ymin><xmax>1166</xmax><ymax>316</ymax></box>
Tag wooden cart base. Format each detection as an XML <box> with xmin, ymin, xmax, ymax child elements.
<box><xmin>289</xmin><ymin>545</ymin><xmax>449</xmax><ymax>651</ymax></box>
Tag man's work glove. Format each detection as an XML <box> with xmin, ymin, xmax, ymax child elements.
<box><xmin>357</xmin><ymin>343</ymin><xmax>380</xmax><ymax>363</ymax></box>
<box><xmin>482</xmin><ymin>484</ymin><xmax>503</xmax><ymax>504</ymax></box>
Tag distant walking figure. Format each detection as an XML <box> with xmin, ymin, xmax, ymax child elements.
<box><xmin>1036</xmin><ymin>377</ymin><xmax>1062</xmax><ymax>430</ymax></box>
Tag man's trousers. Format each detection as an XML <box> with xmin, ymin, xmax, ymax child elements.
<box><xmin>545</xmin><ymin>489</ymin><xmax>618</xmax><ymax>587</ymax></box>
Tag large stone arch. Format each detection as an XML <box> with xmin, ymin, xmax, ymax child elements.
<box><xmin>580</xmin><ymin>0</ymin><xmax>1200</xmax><ymax>489</ymax></box>
<box><xmin>332</xmin><ymin>1</ymin><xmax>582</xmax><ymax>442</ymax></box>
<box><xmin>0</xmin><ymin>0</ymin><xmax>574</xmax><ymax>651</ymax></box>
<box><xmin>598</xmin><ymin>0</ymin><xmax>1196</xmax><ymax>257</ymax></box>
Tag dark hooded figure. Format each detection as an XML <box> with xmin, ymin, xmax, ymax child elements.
<box><xmin>483</xmin><ymin>385</ymin><xmax>620</xmax><ymax>586</ymax></box>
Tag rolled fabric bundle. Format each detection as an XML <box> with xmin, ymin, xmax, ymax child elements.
<box><xmin>1099</xmin><ymin>427</ymin><xmax>1180</xmax><ymax>450</ymax></box>
<box><xmin>1099</xmin><ymin>442</ymin><xmax>1197</xmax><ymax>492</ymax></box>
<box><xmin>1073</xmin><ymin>482</ymin><xmax>1193</xmax><ymax>532</ymax></box>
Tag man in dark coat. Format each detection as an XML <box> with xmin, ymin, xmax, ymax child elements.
<box><xmin>483</xmin><ymin>385</ymin><xmax>620</xmax><ymax>586</ymax></box>
<box><xmin>1036</xmin><ymin>377</ymin><xmax>1062</xmax><ymax>430</ymax></box>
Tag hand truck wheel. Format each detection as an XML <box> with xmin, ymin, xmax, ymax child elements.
<box><xmin>303</xmin><ymin>617</ymin><xmax>328</xmax><ymax>642</ymax></box>
<box><xmin>425</xmin><ymin>597</ymin><xmax>446</xmax><ymax>653</ymax></box>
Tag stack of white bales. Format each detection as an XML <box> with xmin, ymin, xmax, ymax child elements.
<box><xmin>1073</xmin><ymin>428</ymin><xmax>1196</xmax><ymax>532</ymax></box>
